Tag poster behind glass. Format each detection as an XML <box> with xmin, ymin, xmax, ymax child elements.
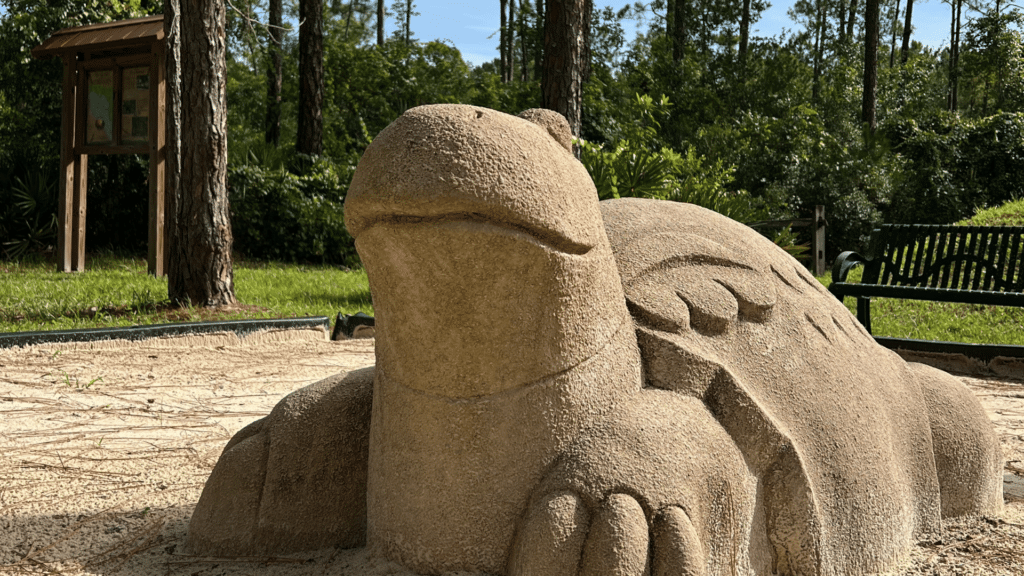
<box><xmin>120</xmin><ymin>67</ymin><xmax>150</xmax><ymax>145</ymax></box>
<box><xmin>86</xmin><ymin>70</ymin><xmax>114</xmax><ymax>145</ymax></box>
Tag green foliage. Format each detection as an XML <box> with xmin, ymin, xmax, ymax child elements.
<box><xmin>697</xmin><ymin>105</ymin><xmax>895</xmax><ymax>256</ymax></box>
<box><xmin>884</xmin><ymin>112</ymin><xmax>1024</xmax><ymax>224</ymax></box>
<box><xmin>961</xmin><ymin>8</ymin><xmax>1024</xmax><ymax>116</ymax></box>
<box><xmin>578</xmin><ymin>94</ymin><xmax>763</xmax><ymax>224</ymax></box>
<box><xmin>228</xmin><ymin>156</ymin><xmax>359</xmax><ymax>266</ymax></box>
<box><xmin>1</xmin><ymin>169</ymin><xmax>58</xmax><ymax>259</ymax></box>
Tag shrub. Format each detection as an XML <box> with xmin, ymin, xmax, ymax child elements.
<box><xmin>884</xmin><ymin>112</ymin><xmax>1024</xmax><ymax>225</ymax></box>
<box><xmin>228</xmin><ymin>156</ymin><xmax>359</xmax><ymax>266</ymax></box>
<box><xmin>0</xmin><ymin>168</ymin><xmax>57</xmax><ymax>259</ymax></box>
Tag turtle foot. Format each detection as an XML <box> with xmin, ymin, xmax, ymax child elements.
<box><xmin>508</xmin><ymin>491</ymin><xmax>708</xmax><ymax>576</ymax></box>
<box><xmin>186</xmin><ymin>366</ymin><xmax>374</xmax><ymax>556</ymax></box>
<box><xmin>912</xmin><ymin>362</ymin><xmax>1004</xmax><ymax>517</ymax></box>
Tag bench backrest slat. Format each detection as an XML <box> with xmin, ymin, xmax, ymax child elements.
<box><xmin>910</xmin><ymin>226</ymin><xmax>930</xmax><ymax>286</ymax></box>
<box><xmin>989</xmin><ymin>228</ymin><xmax>1013</xmax><ymax>291</ymax></box>
<box><xmin>866</xmin><ymin>224</ymin><xmax>1024</xmax><ymax>294</ymax></box>
<box><xmin>901</xmin><ymin>225</ymin><xmax>922</xmax><ymax>281</ymax></box>
<box><xmin>950</xmin><ymin>229</ymin><xmax>972</xmax><ymax>289</ymax></box>
<box><xmin>969</xmin><ymin>228</ymin><xmax>990</xmax><ymax>290</ymax></box>
<box><xmin>928</xmin><ymin>229</ymin><xmax>950</xmax><ymax>288</ymax></box>
<box><xmin>1003</xmin><ymin>229</ymin><xmax>1019</xmax><ymax>289</ymax></box>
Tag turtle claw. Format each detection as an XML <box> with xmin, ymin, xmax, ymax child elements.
<box><xmin>579</xmin><ymin>493</ymin><xmax>650</xmax><ymax>576</ymax></box>
<box><xmin>652</xmin><ymin>506</ymin><xmax>707</xmax><ymax>576</ymax></box>
<box><xmin>507</xmin><ymin>491</ymin><xmax>589</xmax><ymax>576</ymax></box>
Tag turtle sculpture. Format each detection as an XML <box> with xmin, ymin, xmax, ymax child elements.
<box><xmin>187</xmin><ymin>104</ymin><xmax>1003</xmax><ymax>576</ymax></box>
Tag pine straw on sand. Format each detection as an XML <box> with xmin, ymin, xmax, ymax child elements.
<box><xmin>0</xmin><ymin>331</ymin><xmax>1022</xmax><ymax>576</ymax></box>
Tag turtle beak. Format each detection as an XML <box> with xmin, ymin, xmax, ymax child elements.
<box><xmin>344</xmin><ymin>104</ymin><xmax>603</xmax><ymax>254</ymax></box>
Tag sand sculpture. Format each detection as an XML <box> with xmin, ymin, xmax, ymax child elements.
<box><xmin>187</xmin><ymin>104</ymin><xmax>1003</xmax><ymax>575</ymax></box>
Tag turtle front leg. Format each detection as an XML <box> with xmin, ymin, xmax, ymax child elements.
<box><xmin>186</xmin><ymin>366</ymin><xmax>374</xmax><ymax>556</ymax></box>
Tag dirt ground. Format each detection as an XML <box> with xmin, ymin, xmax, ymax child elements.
<box><xmin>0</xmin><ymin>328</ymin><xmax>1021</xmax><ymax>576</ymax></box>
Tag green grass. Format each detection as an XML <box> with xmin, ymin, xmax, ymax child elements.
<box><xmin>0</xmin><ymin>252</ymin><xmax>372</xmax><ymax>333</ymax></box>
<box><xmin>819</xmin><ymin>268</ymin><xmax>1024</xmax><ymax>346</ymax></box>
<box><xmin>958</xmin><ymin>198</ymin><xmax>1024</xmax><ymax>227</ymax></box>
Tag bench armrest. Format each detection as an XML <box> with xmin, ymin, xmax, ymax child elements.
<box><xmin>831</xmin><ymin>250</ymin><xmax>868</xmax><ymax>284</ymax></box>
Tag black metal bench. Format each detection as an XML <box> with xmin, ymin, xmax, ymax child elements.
<box><xmin>829</xmin><ymin>224</ymin><xmax>1024</xmax><ymax>360</ymax></box>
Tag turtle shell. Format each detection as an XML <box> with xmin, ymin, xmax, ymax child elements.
<box><xmin>601</xmin><ymin>197</ymin><xmax>943</xmax><ymax>574</ymax></box>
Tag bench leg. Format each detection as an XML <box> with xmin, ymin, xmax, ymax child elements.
<box><xmin>856</xmin><ymin>297</ymin><xmax>872</xmax><ymax>334</ymax></box>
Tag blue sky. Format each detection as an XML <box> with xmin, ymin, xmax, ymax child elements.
<box><xmin>0</xmin><ymin>0</ymin><xmax>966</xmax><ymax>67</ymax></box>
<box><xmin>405</xmin><ymin>0</ymin><xmax>960</xmax><ymax>66</ymax></box>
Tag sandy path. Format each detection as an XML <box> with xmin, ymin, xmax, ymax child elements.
<box><xmin>0</xmin><ymin>330</ymin><xmax>1021</xmax><ymax>576</ymax></box>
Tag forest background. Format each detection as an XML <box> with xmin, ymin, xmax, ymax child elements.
<box><xmin>2</xmin><ymin>0</ymin><xmax>1023</xmax><ymax>267</ymax></box>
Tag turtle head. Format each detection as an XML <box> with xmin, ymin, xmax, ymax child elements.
<box><xmin>345</xmin><ymin>105</ymin><xmax>630</xmax><ymax>399</ymax></box>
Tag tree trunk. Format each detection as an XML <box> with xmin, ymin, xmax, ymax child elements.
<box><xmin>542</xmin><ymin>0</ymin><xmax>588</xmax><ymax>138</ymax></box>
<box><xmin>508</xmin><ymin>0</ymin><xmax>516</xmax><ymax>81</ymax></box>
<box><xmin>404</xmin><ymin>0</ymin><xmax>412</xmax><ymax>45</ymax></box>
<box><xmin>667</xmin><ymin>0</ymin><xmax>686</xmax><ymax>62</ymax></box>
<box><xmin>948</xmin><ymin>0</ymin><xmax>962</xmax><ymax>111</ymax></box>
<box><xmin>889</xmin><ymin>0</ymin><xmax>901</xmax><ymax>68</ymax></box>
<box><xmin>847</xmin><ymin>0</ymin><xmax>858</xmax><ymax>41</ymax></box>
<box><xmin>534</xmin><ymin>0</ymin><xmax>544</xmax><ymax>81</ymax></box>
<box><xmin>520</xmin><ymin>3</ymin><xmax>529</xmax><ymax>81</ymax></box>
<box><xmin>297</xmin><ymin>0</ymin><xmax>324</xmax><ymax>155</ymax></box>
<box><xmin>170</xmin><ymin>0</ymin><xmax>236</xmax><ymax>307</ymax></box>
<box><xmin>163</xmin><ymin>2</ymin><xmax>180</xmax><ymax>283</ymax></box>
<box><xmin>376</xmin><ymin>0</ymin><xmax>384</xmax><ymax>46</ymax></box>
<box><xmin>739</xmin><ymin>0</ymin><xmax>751</xmax><ymax>62</ymax></box>
<box><xmin>900</xmin><ymin>0</ymin><xmax>913</xmax><ymax>64</ymax></box>
<box><xmin>839</xmin><ymin>0</ymin><xmax>848</xmax><ymax>43</ymax></box>
<box><xmin>501</xmin><ymin>0</ymin><xmax>508</xmax><ymax>83</ymax></box>
<box><xmin>812</xmin><ymin>0</ymin><xmax>824</xmax><ymax>102</ymax></box>
<box><xmin>265</xmin><ymin>0</ymin><xmax>283</xmax><ymax>145</ymax></box>
<box><xmin>862</xmin><ymin>0</ymin><xmax>879</xmax><ymax>131</ymax></box>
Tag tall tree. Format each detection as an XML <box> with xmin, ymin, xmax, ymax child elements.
<box><xmin>170</xmin><ymin>0</ymin><xmax>237</xmax><ymax>306</ymax></box>
<box><xmin>519</xmin><ymin>0</ymin><xmax>529</xmax><ymax>80</ymax></box>
<box><xmin>863</xmin><ymin>0</ymin><xmax>880</xmax><ymax>131</ymax></box>
<box><xmin>501</xmin><ymin>0</ymin><xmax>508</xmax><ymax>81</ymax></box>
<box><xmin>534</xmin><ymin>0</ymin><xmax>544</xmax><ymax>78</ymax></box>
<box><xmin>391</xmin><ymin>0</ymin><xmax>417</xmax><ymax>45</ymax></box>
<box><xmin>901</xmin><ymin>0</ymin><xmax>914</xmax><ymax>64</ymax></box>
<box><xmin>889</xmin><ymin>0</ymin><xmax>901</xmax><ymax>67</ymax></box>
<box><xmin>542</xmin><ymin>0</ymin><xmax>590</xmax><ymax>138</ymax></box>
<box><xmin>164</xmin><ymin>1</ymin><xmax>180</xmax><ymax>284</ymax></box>
<box><xmin>812</xmin><ymin>0</ymin><xmax>826</xmax><ymax>102</ymax></box>
<box><xmin>377</xmin><ymin>0</ymin><xmax>385</xmax><ymax>45</ymax></box>
<box><xmin>949</xmin><ymin>0</ymin><xmax>964</xmax><ymax>111</ymax></box>
<box><xmin>839</xmin><ymin>0</ymin><xmax>848</xmax><ymax>41</ymax></box>
<box><xmin>265</xmin><ymin>0</ymin><xmax>283</xmax><ymax>145</ymax></box>
<box><xmin>508</xmin><ymin>0</ymin><xmax>516</xmax><ymax>82</ymax></box>
<box><xmin>666</xmin><ymin>0</ymin><xmax>686</xmax><ymax>62</ymax></box>
<box><xmin>846</xmin><ymin>0</ymin><xmax>859</xmax><ymax>41</ymax></box>
<box><xmin>739</xmin><ymin>0</ymin><xmax>752</xmax><ymax>62</ymax></box>
<box><xmin>297</xmin><ymin>0</ymin><xmax>324</xmax><ymax>155</ymax></box>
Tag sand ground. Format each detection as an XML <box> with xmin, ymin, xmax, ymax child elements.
<box><xmin>0</xmin><ymin>328</ymin><xmax>1021</xmax><ymax>576</ymax></box>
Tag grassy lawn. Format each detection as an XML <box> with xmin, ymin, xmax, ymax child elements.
<box><xmin>2</xmin><ymin>236</ymin><xmax>1022</xmax><ymax>347</ymax></box>
<box><xmin>0</xmin><ymin>252</ymin><xmax>372</xmax><ymax>333</ymax></box>
<box><xmin>820</xmin><ymin>268</ymin><xmax>1024</xmax><ymax>346</ymax></box>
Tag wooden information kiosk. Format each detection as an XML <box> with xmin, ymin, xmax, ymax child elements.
<box><xmin>33</xmin><ymin>15</ymin><xmax>168</xmax><ymax>276</ymax></box>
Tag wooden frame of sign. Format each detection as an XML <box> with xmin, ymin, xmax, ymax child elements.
<box><xmin>33</xmin><ymin>15</ymin><xmax>168</xmax><ymax>276</ymax></box>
